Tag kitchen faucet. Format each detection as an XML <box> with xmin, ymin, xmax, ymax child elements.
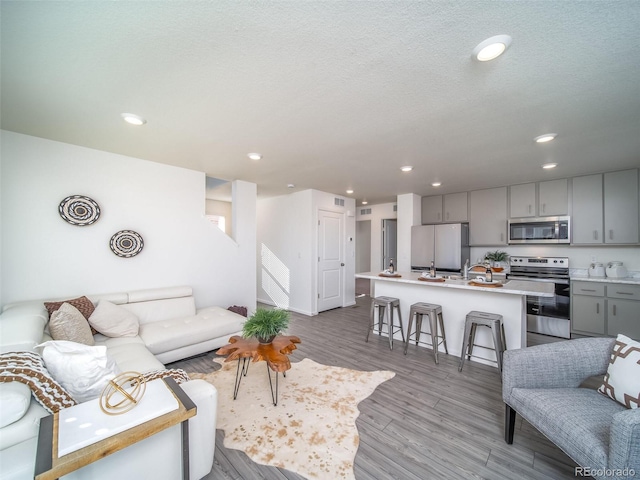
<box><xmin>462</xmin><ymin>259</ymin><xmax>489</xmax><ymax>280</ymax></box>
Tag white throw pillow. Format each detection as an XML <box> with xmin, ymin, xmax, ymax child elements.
<box><xmin>0</xmin><ymin>382</ymin><xmax>31</xmax><ymax>427</ymax></box>
<box><xmin>49</xmin><ymin>303</ymin><xmax>95</xmax><ymax>346</ymax></box>
<box><xmin>598</xmin><ymin>334</ymin><xmax>640</xmax><ymax>409</ymax></box>
<box><xmin>38</xmin><ymin>340</ymin><xmax>120</xmax><ymax>403</ymax></box>
<box><xmin>89</xmin><ymin>300</ymin><xmax>139</xmax><ymax>337</ymax></box>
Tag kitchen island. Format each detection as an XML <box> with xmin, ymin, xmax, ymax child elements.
<box><xmin>356</xmin><ymin>271</ymin><xmax>554</xmax><ymax>367</ymax></box>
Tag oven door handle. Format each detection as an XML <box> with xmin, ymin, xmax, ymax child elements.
<box><xmin>508</xmin><ymin>275</ymin><xmax>570</xmax><ymax>285</ymax></box>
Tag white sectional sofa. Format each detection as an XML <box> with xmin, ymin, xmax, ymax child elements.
<box><xmin>0</xmin><ymin>286</ymin><xmax>245</xmax><ymax>480</ymax></box>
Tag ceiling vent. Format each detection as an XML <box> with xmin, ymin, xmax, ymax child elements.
<box><xmin>360</xmin><ymin>208</ymin><xmax>372</xmax><ymax>215</ymax></box>
<box><xmin>334</xmin><ymin>198</ymin><xmax>345</xmax><ymax>207</ymax></box>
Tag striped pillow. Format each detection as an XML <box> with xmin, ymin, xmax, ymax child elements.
<box><xmin>0</xmin><ymin>351</ymin><xmax>76</xmax><ymax>413</ymax></box>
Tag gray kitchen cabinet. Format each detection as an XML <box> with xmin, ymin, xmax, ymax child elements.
<box><xmin>572</xmin><ymin>174</ymin><xmax>604</xmax><ymax>244</ymax></box>
<box><xmin>444</xmin><ymin>192</ymin><xmax>468</xmax><ymax>222</ymax></box>
<box><xmin>509</xmin><ymin>179</ymin><xmax>567</xmax><ymax>218</ymax></box>
<box><xmin>421</xmin><ymin>192</ymin><xmax>468</xmax><ymax>223</ymax></box>
<box><xmin>538</xmin><ymin>178</ymin><xmax>568</xmax><ymax>216</ymax></box>
<box><xmin>603</xmin><ymin>169</ymin><xmax>639</xmax><ymax>244</ymax></box>
<box><xmin>509</xmin><ymin>183</ymin><xmax>536</xmax><ymax>217</ymax></box>
<box><xmin>469</xmin><ymin>187</ymin><xmax>507</xmax><ymax>245</ymax></box>
<box><xmin>421</xmin><ymin>195</ymin><xmax>443</xmax><ymax>223</ymax></box>
<box><xmin>571</xmin><ymin>281</ymin><xmax>606</xmax><ymax>335</ymax></box>
<box><xmin>571</xmin><ymin>281</ymin><xmax>640</xmax><ymax>340</ymax></box>
<box><xmin>571</xmin><ymin>169</ymin><xmax>639</xmax><ymax>245</ymax></box>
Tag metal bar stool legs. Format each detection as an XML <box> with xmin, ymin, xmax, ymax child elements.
<box><xmin>366</xmin><ymin>296</ymin><xmax>404</xmax><ymax>350</ymax></box>
<box><xmin>404</xmin><ymin>302</ymin><xmax>448</xmax><ymax>364</ymax></box>
<box><xmin>458</xmin><ymin>311</ymin><xmax>506</xmax><ymax>372</ymax></box>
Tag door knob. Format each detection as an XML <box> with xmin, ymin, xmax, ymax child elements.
<box><xmin>341</xmin><ymin>263</ymin><xmax>345</xmax><ymax>266</ymax></box>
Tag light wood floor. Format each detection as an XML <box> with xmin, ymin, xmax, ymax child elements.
<box><xmin>167</xmin><ymin>296</ymin><xmax>582</xmax><ymax>480</ymax></box>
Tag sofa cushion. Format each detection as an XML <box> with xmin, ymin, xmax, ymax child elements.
<box><xmin>598</xmin><ymin>334</ymin><xmax>640</xmax><ymax>409</ymax></box>
<box><xmin>95</xmin><ymin>336</ymin><xmax>166</xmax><ymax>373</ymax></box>
<box><xmin>122</xmin><ymin>297</ymin><xmax>196</xmax><ymax>325</ymax></box>
<box><xmin>139</xmin><ymin>306</ymin><xmax>243</xmax><ymax>355</ymax></box>
<box><xmin>89</xmin><ymin>300</ymin><xmax>139</xmax><ymax>337</ymax></box>
<box><xmin>0</xmin><ymin>351</ymin><xmax>76</xmax><ymax>414</ymax></box>
<box><xmin>49</xmin><ymin>303</ymin><xmax>95</xmax><ymax>345</ymax></box>
<box><xmin>0</xmin><ymin>382</ymin><xmax>31</xmax><ymax>428</ymax></box>
<box><xmin>38</xmin><ymin>340</ymin><xmax>120</xmax><ymax>403</ymax></box>
<box><xmin>509</xmin><ymin>387</ymin><xmax>625</xmax><ymax>470</ymax></box>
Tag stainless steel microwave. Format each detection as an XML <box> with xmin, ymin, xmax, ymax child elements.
<box><xmin>508</xmin><ymin>216</ymin><xmax>571</xmax><ymax>244</ymax></box>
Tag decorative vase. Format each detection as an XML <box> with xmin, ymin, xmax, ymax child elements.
<box><xmin>257</xmin><ymin>335</ymin><xmax>276</xmax><ymax>344</ymax></box>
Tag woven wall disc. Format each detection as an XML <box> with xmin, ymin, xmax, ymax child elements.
<box><xmin>110</xmin><ymin>230</ymin><xmax>144</xmax><ymax>258</ymax></box>
<box><xmin>58</xmin><ymin>195</ymin><xmax>100</xmax><ymax>226</ymax></box>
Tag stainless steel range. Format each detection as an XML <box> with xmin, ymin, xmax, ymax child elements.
<box><xmin>508</xmin><ymin>256</ymin><xmax>570</xmax><ymax>338</ymax></box>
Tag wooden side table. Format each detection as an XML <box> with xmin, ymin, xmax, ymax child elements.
<box><xmin>34</xmin><ymin>377</ymin><xmax>196</xmax><ymax>480</ymax></box>
<box><xmin>217</xmin><ymin>335</ymin><xmax>301</xmax><ymax>406</ymax></box>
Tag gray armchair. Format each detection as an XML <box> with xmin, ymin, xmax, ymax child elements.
<box><xmin>502</xmin><ymin>337</ymin><xmax>640</xmax><ymax>480</ymax></box>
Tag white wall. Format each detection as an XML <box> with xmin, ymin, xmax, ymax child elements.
<box><xmin>396</xmin><ymin>193</ymin><xmax>421</xmax><ymax>272</ymax></box>
<box><xmin>205</xmin><ymin>199</ymin><xmax>232</xmax><ymax>236</ymax></box>
<box><xmin>0</xmin><ymin>131</ymin><xmax>257</xmax><ymax>310</ymax></box>
<box><xmin>356</xmin><ymin>202</ymin><xmax>397</xmax><ymax>272</ymax></box>
<box><xmin>257</xmin><ymin>189</ymin><xmax>355</xmax><ymax>315</ymax></box>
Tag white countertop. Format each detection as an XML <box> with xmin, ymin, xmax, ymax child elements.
<box><xmin>356</xmin><ymin>271</ymin><xmax>555</xmax><ymax>297</ymax></box>
<box><xmin>570</xmin><ymin>274</ymin><xmax>640</xmax><ymax>285</ymax></box>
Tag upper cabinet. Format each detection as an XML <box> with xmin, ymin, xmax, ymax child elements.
<box><xmin>421</xmin><ymin>195</ymin><xmax>443</xmax><ymax>223</ymax></box>
<box><xmin>509</xmin><ymin>179</ymin><xmax>568</xmax><ymax>218</ymax></box>
<box><xmin>572</xmin><ymin>169</ymin><xmax>639</xmax><ymax>245</ymax></box>
<box><xmin>603</xmin><ymin>170</ymin><xmax>639</xmax><ymax>244</ymax></box>
<box><xmin>421</xmin><ymin>192</ymin><xmax>468</xmax><ymax>224</ymax></box>
<box><xmin>469</xmin><ymin>187</ymin><xmax>507</xmax><ymax>246</ymax></box>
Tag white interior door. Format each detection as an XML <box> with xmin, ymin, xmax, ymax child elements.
<box><xmin>318</xmin><ymin>210</ymin><xmax>344</xmax><ymax>312</ymax></box>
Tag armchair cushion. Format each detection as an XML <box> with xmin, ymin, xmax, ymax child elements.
<box><xmin>598</xmin><ymin>334</ymin><xmax>640</xmax><ymax>409</ymax></box>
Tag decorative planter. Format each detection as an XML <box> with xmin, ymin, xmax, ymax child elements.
<box><xmin>257</xmin><ymin>335</ymin><xmax>276</xmax><ymax>345</ymax></box>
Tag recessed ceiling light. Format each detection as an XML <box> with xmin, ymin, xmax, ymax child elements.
<box><xmin>431</xmin><ymin>182</ymin><xmax>442</xmax><ymax>187</ymax></box>
<box><xmin>362</xmin><ymin>201</ymin><xmax>368</xmax><ymax>205</ymax></box>
<box><xmin>248</xmin><ymin>153</ymin><xmax>262</xmax><ymax>160</ymax></box>
<box><xmin>542</xmin><ymin>163</ymin><xmax>558</xmax><ymax>169</ymax></box>
<box><xmin>400</xmin><ymin>166</ymin><xmax>413</xmax><ymax>172</ymax></box>
<box><xmin>121</xmin><ymin>113</ymin><xmax>146</xmax><ymax>126</ymax></box>
<box><xmin>473</xmin><ymin>35</ymin><xmax>512</xmax><ymax>62</ymax></box>
<box><xmin>346</xmin><ymin>189</ymin><xmax>354</xmax><ymax>194</ymax></box>
<box><xmin>534</xmin><ymin>133</ymin><xmax>558</xmax><ymax>143</ymax></box>
<box><xmin>287</xmin><ymin>183</ymin><xmax>295</xmax><ymax>188</ymax></box>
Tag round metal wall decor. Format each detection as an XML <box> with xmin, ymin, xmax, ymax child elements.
<box><xmin>58</xmin><ymin>195</ymin><xmax>101</xmax><ymax>226</ymax></box>
<box><xmin>110</xmin><ymin>230</ymin><xmax>144</xmax><ymax>258</ymax></box>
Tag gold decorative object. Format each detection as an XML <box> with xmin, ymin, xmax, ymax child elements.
<box><xmin>99</xmin><ymin>371</ymin><xmax>146</xmax><ymax>415</ymax></box>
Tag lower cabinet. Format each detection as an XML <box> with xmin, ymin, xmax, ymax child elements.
<box><xmin>571</xmin><ymin>281</ymin><xmax>640</xmax><ymax>340</ymax></box>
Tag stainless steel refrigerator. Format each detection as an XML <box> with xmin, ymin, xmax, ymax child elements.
<box><xmin>411</xmin><ymin>223</ymin><xmax>470</xmax><ymax>273</ymax></box>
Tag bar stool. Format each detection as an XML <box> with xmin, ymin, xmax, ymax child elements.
<box><xmin>458</xmin><ymin>311</ymin><xmax>507</xmax><ymax>372</ymax></box>
<box><xmin>366</xmin><ymin>296</ymin><xmax>404</xmax><ymax>350</ymax></box>
<box><xmin>403</xmin><ymin>302</ymin><xmax>448</xmax><ymax>364</ymax></box>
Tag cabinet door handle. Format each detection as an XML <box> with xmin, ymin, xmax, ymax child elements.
<box><xmin>612</xmin><ymin>304</ymin><xmax>617</xmax><ymax>315</ymax></box>
<box><xmin>616</xmin><ymin>291</ymin><xmax>633</xmax><ymax>296</ymax></box>
<box><xmin>437</xmin><ymin>212</ymin><xmax>441</xmax><ymax>221</ymax></box>
<box><xmin>596</xmin><ymin>302</ymin><xmax>600</xmax><ymax>314</ymax></box>
<box><xmin>593</xmin><ymin>230</ymin><xmax>598</xmax><ymax>240</ymax></box>
<box><xmin>541</xmin><ymin>203</ymin><xmax>546</xmax><ymax>213</ymax></box>
<box><xmin>609</xmin><ymin>230</ymin><xmax>613</xmax><ymax>240</ymax></box>
<box><xmin>446</xmin><ymin>212</ymin><xmax>450</xmax><ymax>220</ymax></box>
<box><xmin>528</xmin><ymin>205</ymin><xmax>532</xmax><ymax>214</ymax></box>
<box><xmin>500</xmin><ymin>232</ymin><xmax>504</xmax><ymax>242</ymax></box>
<box><xmin>581</xmin><ymin>289</ymin><xmax>597</xmax><ymax>292</ymax></box>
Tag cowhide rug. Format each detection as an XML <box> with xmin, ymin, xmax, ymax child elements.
<box><xmin>189</xmin><ymin>357</ymin><xmax>395</xmax><ymax>479</ymax></box>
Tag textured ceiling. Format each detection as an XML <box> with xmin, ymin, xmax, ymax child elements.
<box><xmin>2</xmin><ymin>1</ymin><xmax>640</xmax><ymax>205</ymax></box>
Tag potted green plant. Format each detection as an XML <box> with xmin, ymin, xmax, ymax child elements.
<box><xmin>242</xmin><ymin>308</ymin><xmax>290</xmax><ymax>344</ymax></box>
<box><xmin>484</xmin><ymin>250</ymin><xmax>509</xmax><ymax>271</ymax></box>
